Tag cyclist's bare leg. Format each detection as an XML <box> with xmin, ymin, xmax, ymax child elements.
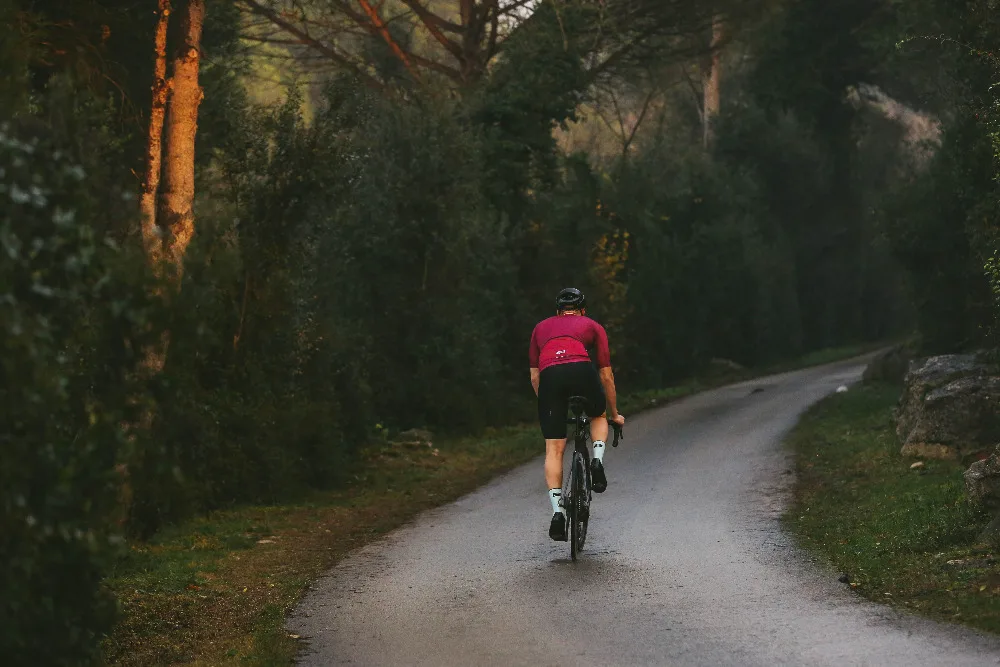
<box><xmin>589</xmin><ymin>415</ymin><xmax>609</xmax><ymax>447</ymax></box>
<box><xmin>545</xmin><ymin>438</ymin><xmax>569</xmax><ymax>538</ymax></box>
<box><xmin>589</xmin><ymin>414</ymin><xmax>610</xmax><ymax>492</ymax></box>
<box><xmin>544</xmin><ymin>438</ymin><xmax>567</xmax><ymax>489</ymax></box>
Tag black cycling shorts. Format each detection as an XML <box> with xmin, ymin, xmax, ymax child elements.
<box><xmin>537</xmin><ymin>362</ymin><xmax>606</xmax><ymax>439</ymax></box>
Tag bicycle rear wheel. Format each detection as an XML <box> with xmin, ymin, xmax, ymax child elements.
<box><xmin>570</xmin><ymin>453</ymin><xmax>588</xmax><ymax>559</ymax></box>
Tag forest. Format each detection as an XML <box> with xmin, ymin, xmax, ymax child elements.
<box><xmin>1</xmin><ymin>0</ymin><xmax>999</xmax><ymax>663</ymax></box>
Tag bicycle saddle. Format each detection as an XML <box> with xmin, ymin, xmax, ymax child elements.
<box><xmin>568</xmin><ymin>396</ymin><xmax>587</xmax><ymax>416</ymax></box>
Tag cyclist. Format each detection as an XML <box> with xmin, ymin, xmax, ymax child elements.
<box><xmin>529</xmin><ymin>287</ymin><xmax>625</xmax><ymax>541</ymax></box>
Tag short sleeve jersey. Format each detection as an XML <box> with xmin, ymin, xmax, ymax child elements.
<box><xmin>529</xmin><ymin>315</ymin><xmax>611</xmax><ymax>372</ymax></box>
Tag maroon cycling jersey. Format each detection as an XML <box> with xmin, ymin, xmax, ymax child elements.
<box><xmin>529</xmin><ymin>314</ymin><xmax>611</xmax><ymax>371</ymax></box>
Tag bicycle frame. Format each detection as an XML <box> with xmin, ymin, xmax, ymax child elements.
<box><xmin>562</xmin><ymin>397</ymin><xmax>622</xmax><ymax>560</ymax></box>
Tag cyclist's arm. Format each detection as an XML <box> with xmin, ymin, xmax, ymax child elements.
<box><xmin>529</xmin><ymin>326</ymin><xmax>541</xmax><ymax>396</ymax></box>
<box><xmin>598</xmin><ymin>366</ymin><xmax>621</xmax><ymax>419</ymax></box>
<box><xmin>592</xmin><ymin>321</ymin><xmax>624</xmax><ymax>422</ymax></box>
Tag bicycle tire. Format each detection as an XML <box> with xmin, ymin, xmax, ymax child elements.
<box><xmin>578</xmin><ymin>454</ymin><xmax>589</xmax><ymax>551</ymax></box>
<box><xmin>569</xmin><ymin>454</ymin><xmax>579</xmax><ymax>561</ymax></box>
<box><xmin>572</xmin><ymin>453</ymin><xmax>588</xmax><ymax>557</ymax></box>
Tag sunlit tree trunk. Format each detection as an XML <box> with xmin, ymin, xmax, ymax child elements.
<box><xmin>159</xmin><ymin>0</ymin><xmax>205</xmax><ymax>281</ymax></box>
<box><xmin>123</xmin><ymin>0</ymin><xmax>206</xmax><ymax>529</ymax></box>
<box><xmin>702</xmin><ymin>14</ymin><xmax>724</xmax><ymax>149</ymax></box>
<box><xmin>140</xmin><ymin>0</ymin><xmax>171</xmax><ymax>265</ymax></box>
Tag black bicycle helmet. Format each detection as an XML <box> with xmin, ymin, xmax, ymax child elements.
<box><xmin>555</xmin><ymin>287</ymin><xmax>586</xmax><ymax>311</ymax></box>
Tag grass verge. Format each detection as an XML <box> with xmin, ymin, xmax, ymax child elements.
<box><xmin>103</xmin><ymin>424</ymin><xmax>543</xmax><ymax>666</ymax></box>
<box><xmin>784</xmin><ymin>383</ymin><xmax>1000</xmax><ymax>635</ymax></box>
<box><xmin>102</xmin><ymin>342</ymin><xmax>883</xmax><ymax>665</ymax></box>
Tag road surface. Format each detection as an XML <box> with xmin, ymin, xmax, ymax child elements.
<box><xmin>289</xmin><ymin>358</ymin><xmax>1000</xmax><ymax>666</ymax></box>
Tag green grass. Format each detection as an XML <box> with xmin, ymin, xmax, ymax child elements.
<box><xmin>103</xmin><ymin>425</ymin><xmax>542</xmax><ymax>666</ymax></box>
<box><xmin>102</xmin><ymin>343</ymin><xmax>886</xmax><ymax>665</ymax></box>
<box><xmin>785</xmin><ymin>383</ymin><xmax>1000</xmax><ymax>634</ymax></box>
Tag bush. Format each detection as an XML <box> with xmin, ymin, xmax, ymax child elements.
<box><xmin>879</xmin><ymin>116</ymin><xmax>996</xmax><ymax>352</ymax></box>
<box><xmin>0</xmin><ymin>112</ymin><xmax>150</xmax><ymax>664</ymax></box>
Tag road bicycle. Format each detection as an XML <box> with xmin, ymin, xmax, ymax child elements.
<box><xmin>562</xmin><ymin>396</ymin><xmax>623</xmax><ymax>561</ymax></box>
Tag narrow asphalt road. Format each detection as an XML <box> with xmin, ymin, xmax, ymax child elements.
<box><xmin>289</xmin><ymin>358</ymin><xmax>1000</xmax><ymax>666</ymax></box>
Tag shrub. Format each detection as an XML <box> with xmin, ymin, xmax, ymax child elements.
<box><xmin>0</xmin><ymin>112</ymin><xmax>150</xmax><ymax>664</ymax></box>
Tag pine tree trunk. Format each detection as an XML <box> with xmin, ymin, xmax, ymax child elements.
<box><xmin>702</xmin><ymin>14</ymin><xmax>724</xmax><ymax>149</ymax></box>
<box><xmin>159</xmin><ymin>0</ymin><xmax>205</xmax><ymax>281</ymax></box>
<box><xmin>140</xmin><ymin>0</ymin><xmax>171</xmax><ymax>266</ymax></box>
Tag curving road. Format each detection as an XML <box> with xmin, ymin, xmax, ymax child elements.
<box><xmin>289</xmin><ymin>358</ymin><xmax>1000</xmax><ymax>666</ymax></box>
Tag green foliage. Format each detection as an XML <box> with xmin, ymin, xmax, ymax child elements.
<box><xmin>606</xmin><ymin>142</ymin><xmax>768</xmax><ymax>380</ymax></box>
<box><xmin>472</xmin><ymin>2</ymin><xmax>589</xmax><ymax>224</ymax></box>
<box><xmin>868</xmin><ymin>0</ymin><xmax>1000</xmax><ymax>352</ymax></box>
<box><xmin>0</xmin><ymin>99</ymin><xmax>151</xmax><ymax>664</ymax></box>
<box><xmin>988</xmin><ymin>250</ymin><xmax>1000</xmax><ymax>338</ymax></box>
<box><xmin>878</xmin><ymin>116</ymin><xmax>996</xmax><ymax>351</ymax></box>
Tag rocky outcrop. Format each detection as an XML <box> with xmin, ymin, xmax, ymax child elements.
<box><xmin>895</xmin><ymin>354</ymin><xmax>1000</xmax><ymax>460</ymax></box>
<box><xmin>964</xmin><ymin>445</ymin><xmax>1000</xmax><ymax>538</ymax></box>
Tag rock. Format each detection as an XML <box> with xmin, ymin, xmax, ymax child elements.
<box><xmin>896</xmin><ymin>354</ymin><xmax>987</xmax><ymax>440</ymax></box>
<box><xmin>836</xmin><ymin>385</ymin><xmax>849</xmax><ymax>393</ymax></box>
<box><xmin>909</xmin><ymin>461</ymin><xmax>924</xmax><ymax>469</ymax></box>
<box><xmin>838</xmin><ymin>573</ymin><xmax>850</xmax><ymax>584</ymax></box>
<box><xmin>902</xmin><ymin>376</ymin><xmax>1000</xmax><ymax>458</ymax></box>
<box><xmin>965</xmin><ymin>445</ymin><xmax>1000</xmax><ymax>511</ymax></box>
<box><xmin>965</xmin><ymin>445</ymin><xmax>1000</xmax><ymax>540</ymax></box>
<box><xmin>862</xmin><ymin>345</ymin><xmax>912</xmax><ymax>384</ymax></box>
<box><xmin>895</xmin><ymin>354</ymin><xmax>1000</xmax><ymax>459</ymax></box>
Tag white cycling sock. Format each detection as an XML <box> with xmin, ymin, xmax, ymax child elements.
<box><xmin>548</xmin><ymin>488</ymin><xmax>563</xmax><ymax>515</ymax></box>
<box><xmin>592</xmin><ymin>440</ymin><xmax>606</xmax><ymax>461</ymax></box>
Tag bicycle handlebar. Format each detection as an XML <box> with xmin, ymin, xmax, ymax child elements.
<box><xmin>611</xmin><ymin>422</ymin><xmax>623</xmax><ymax>448</ymax></box>
<box><xmin>565</xmin><ymin>412</ymin><xmax>624</xmax><ymax>447</ymax></box>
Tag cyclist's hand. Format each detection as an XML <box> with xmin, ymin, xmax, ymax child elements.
<box><xmin>611</xmin><ymin>414</ymin><xmax>625</xmax><ymax>426</ymax></box>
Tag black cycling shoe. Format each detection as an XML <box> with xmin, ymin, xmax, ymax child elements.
<box><xmin>549</xmin><ymin>512</ymin><xmax>567</xmax><ymax>541</ymax></box>
<box><xmin>591</xmin><ymin>458</ymin><xmax>608</xmax><ymax>493</ymax></box>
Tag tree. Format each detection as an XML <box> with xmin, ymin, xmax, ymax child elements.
<box><xmin>140</xmin><ymin>0</ymin><xmax>172</xmax><ymax>262</ymax></box>
<box><xmin>157</xmin><ymin>0</ymin><xmax>206</xmax><ymax>279</ymax></box>
<box><xmin>702</xmin><ymin>13</ymin><xmax>724</xmax><ymax>148</ymax></box>
<box><xmin>142</xmin><ymin>0</ymin><xmax>206</xmax><ymax>281</ymax></box>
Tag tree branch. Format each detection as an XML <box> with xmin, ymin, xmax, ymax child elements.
<box><xmin>609</xmin><ymin>91</ymin><xmax>629</xmax><ymax>147</ymax></box>
<box><xmin>486</xmin><ymin>1</ymin><xmax>500</xmax><ymax>61</ymax></box>
<box><xmin>623</xmin><ymin>89</ymin><xmax>656</xmax><ymax>154</ymax></box>
<box><xmin>356</xmin><ymin>0</ymin><xmax>421</xmax><ymax>81</ymax></box>
<box><xmin>679</xmin><ymin>64</ymin><xmax>704</xmax><ymax>124</ymax></box>
<box><xmin>397</xmin><ymin>0</ymin><xmax>465</xmax><ymax>60</ymax></box>
<box><xmin>236</xmin><ymin>0</ymin><xmax>384</xmax><ymax>90</ymax></box>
